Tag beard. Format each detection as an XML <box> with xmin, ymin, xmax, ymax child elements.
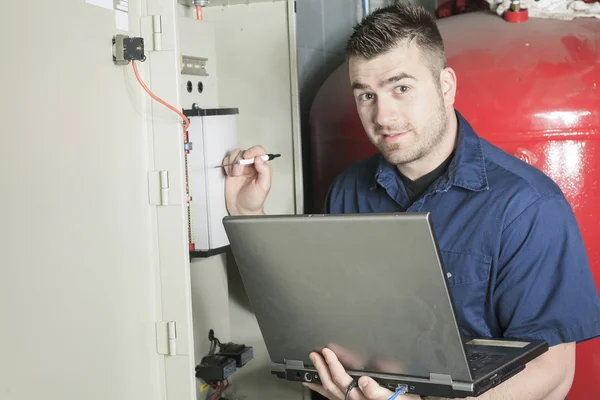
<box><xmin>374</xmin><ymin>99</ymin><xmax>449</xmax><ymax>166</ymax></box>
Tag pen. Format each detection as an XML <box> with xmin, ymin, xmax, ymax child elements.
<box><xmin>219</xmin><ymin>153</ymin><xmax>280</xmax><ymax>167</ymax></box>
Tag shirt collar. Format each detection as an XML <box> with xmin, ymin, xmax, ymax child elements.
<box><xmin>370</xmin><ymin>110</ymin><xmax>489</xmax><ymax>193</ymax></box>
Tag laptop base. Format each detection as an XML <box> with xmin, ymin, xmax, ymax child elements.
<box><xmin>271</xmin><ymin>339</ymin><xmax>547</xmax><ymax>398</ymax></box>
<box><xmin>272</xmin><ymin>364</ymin><xmax>520</xmax><ymax>398</ymax></box>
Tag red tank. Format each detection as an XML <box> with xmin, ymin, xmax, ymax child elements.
<box><xmin>309</xmin><ymin>12</ymin><xmax>600</xmax><ymax>399</ymax></box>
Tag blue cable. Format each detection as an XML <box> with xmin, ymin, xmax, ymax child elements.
<box><xmin>388</xmin><ymin>385</ymin><xmax>408</xmax><ymax>400</ymax></box>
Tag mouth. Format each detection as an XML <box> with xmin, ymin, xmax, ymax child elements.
<box><xmin>381</xmin><ymin>132</ymin><xmax>409</xmax><ymax>143</ymax></box>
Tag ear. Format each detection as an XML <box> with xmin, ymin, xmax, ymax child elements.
<box><xmin>439</xmin><ymin>67</ymin><xmax>457</xmax><ymax>108</ymax></box>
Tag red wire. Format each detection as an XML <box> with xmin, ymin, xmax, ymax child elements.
<box><xmin>208</xmin><ymin>379</ymin><xmax>230</xmax><ymax>399</ymax></box>
<box><xmin>210</xmin><ymin>387</ymin><xmax>221</xmax><ymax>400</ymax></box>
<box><xmin>131</xmin><ymin>61</ymin><xmax>190</xmax><ymax>132</ymax></box>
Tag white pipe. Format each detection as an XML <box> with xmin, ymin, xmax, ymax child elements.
<box><xmin>363</xmin><ymin>0</ymin><xmax>370</xmax><ymax>17</ymax></box>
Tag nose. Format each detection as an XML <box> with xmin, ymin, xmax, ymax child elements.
<box><xmin>374</xmin><ymin>96</ymin><xmax>399</xmax><ymax>128</ymax></box>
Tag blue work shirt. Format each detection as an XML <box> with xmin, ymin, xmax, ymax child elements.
<box><xmin>324</xmin><ymin>111</ymin><xmax>600</xmax><ymax>346</ymax></box>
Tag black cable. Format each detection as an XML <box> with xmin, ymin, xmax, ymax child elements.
<box><xmin>209</xmin><ymin>339</ymin><xmax>218</xmax><ymax>355</ymax></box>
<box><xmin>208</xmin><ymin>329</ymin><xmax>223</xmax><ymax>355</ymax></box>
<box><xmin>345</xmin><ymin>377</ymin><xmax>360</xmax><ymax>400</ymax></box>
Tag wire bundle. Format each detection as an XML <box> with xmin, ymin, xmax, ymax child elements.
<box><xmin>208</xmin><ymin>379</ymin><xmax>229</xmax><ymax>400</ymax></box>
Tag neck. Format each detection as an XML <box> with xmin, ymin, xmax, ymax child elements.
<box><xmin>396</xmin><ymin>111</ymin><xmax>458</xmax><ymax>181</ymax></box>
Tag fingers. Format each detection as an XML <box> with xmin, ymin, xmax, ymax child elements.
<box><xmin>310</xmin><ymin>352</ymin><xmax>345</xmax><ymax>399</ymax></box>
<box><xmin>223</xmin><ymin>145</ymin><xmax>271</xmax><ymax>178</ymax></box>
<box><xmin>253</xmin><ymin>153</ymin><xmax>272</xmax><ymax>193</ymax></box>
<box><xmin>357</xmin><ymin>377</ymin><xmax>395</xmax><ymax>400</ymax></box>
<box><xmin>242</xmin><ymin>145</ymin><xmax>267</xmax><ymax>159</ymax></box>
<box><xmin>221</xmin><ymin>148</ymin><xmax>247</xmax><ymax>177</ymax></box>
<box><xmin>304</xmin><ymin>348</ymin><xmax>410</xmax><ymax>400</ymax></box>
<box><xmin>222</xmin><ymin>148</ymin><xmax>241</xmax><ymax>177</ymax></box>
<box><xmin>223</xmin><ymin>146</ymin><xmax>272</xmax><ymax>195</ymax></box>
<box><xmin>322</xmin><ymin>348</ymin><xmax>357</xmax><ymax>397</ymax></box>
<box><xmin>231</xmin><ymin>148</ymin><xmax>248</xmax><ymax>177</ymax></box>
<box><xmin>231</xmin><ymin>145</ymin><xmax>267</xmax><ymax>177</ymax></box>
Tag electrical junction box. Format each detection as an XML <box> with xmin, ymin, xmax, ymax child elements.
<box><xmin>185</xmin><ymin>107</ymin><xmax>239</xmax><ymax>257</ymax></box>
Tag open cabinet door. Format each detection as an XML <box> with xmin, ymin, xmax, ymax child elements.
<box><xmin>0</xmin><ymin>1</ymin><xmax>196</xmax><ymax>399</ymax></box>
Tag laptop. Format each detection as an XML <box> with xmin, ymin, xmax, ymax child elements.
<box><xmin>222</xmin><ymin>212</ymin><xmax>548</xmax><ymax>398</ymax></box>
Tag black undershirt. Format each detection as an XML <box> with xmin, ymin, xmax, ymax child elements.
<box><xmin>398</xmin><ymin>152</ymin><xmax>455</xmax><ymax>204</ymax></box>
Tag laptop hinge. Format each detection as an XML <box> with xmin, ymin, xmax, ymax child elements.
<box><xmin>271</xmin><ymin>363</ymin><xmax>286</xmax><ymax>373</ymax></box>
<box><xmin>429</xmin><ymin>373</ymin><xmax>453</xmax><ymax>385</ymax></box>
<box><xmin>285</xmin><ymin>359</ymin><xmax>305</xmax><ymax>369</ymax></box>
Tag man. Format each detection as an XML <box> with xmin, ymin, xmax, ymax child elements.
<box><xmin>223</xmin><ymin>4</ymin><xmax>600</xmax><ymax>400</ymax></box>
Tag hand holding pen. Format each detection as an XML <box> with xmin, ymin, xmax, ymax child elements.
<box><xmin>222</xmin><ymin>146</ymin><xmax>276</xmax><ymax>216</ymax></box>
<box><xmin>219</xmin><ymin>153</ymin><xmax>280</xmax><ymax>167</ymax></box>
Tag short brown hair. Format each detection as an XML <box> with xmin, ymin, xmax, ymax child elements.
<box><xmin>346</xmin><ymin>3</ymin><xmax>446</xmax><ymax>74</ymax></box>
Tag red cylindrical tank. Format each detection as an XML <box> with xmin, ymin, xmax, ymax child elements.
<box><xmin>309</xmin><ymin>12</ymin><xmax>600</xmax><ymax>399</ymax></box>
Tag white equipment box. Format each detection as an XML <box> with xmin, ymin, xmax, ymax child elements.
<box><xmin>185</xmin><ymin>108</ymin><xmax>239</xmax><ymax>256</ymax></box>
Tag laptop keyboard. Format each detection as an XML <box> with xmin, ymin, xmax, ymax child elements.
<box><xmin>468</xmin><ymin>352</ymin><xmax>504</xmax><ymax>371</ymax></box>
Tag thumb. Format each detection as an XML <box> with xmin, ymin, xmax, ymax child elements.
<box><xmin>358</xmin><ymin>376</ymin><xmax>392</xmax><ymax>400</ymax></box>
<box><xmin>253</xmin><ymin>155</ymin><xmax>272</xmax><ymax>192</ymax></box>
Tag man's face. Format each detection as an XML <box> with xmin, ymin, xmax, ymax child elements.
<box><xmin>349</xmin><ymin>42</ymin><xmax>450</xmax><ymax>166</ymax></box>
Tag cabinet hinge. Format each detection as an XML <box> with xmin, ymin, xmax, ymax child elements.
<box><xmin>148</xmin><ymin>170</ymin><xmax>170</xmax><ymax>206</ymax></box>
<box><xmin>152</xmin><ymin>15</ymin><xmax>163</xmax><ymax>51</ymax></box>
<box><xmin>156</xmin><ymin>321</ymin><xmax>177</xmax><ymax>356</ymax></box>
<box><xmin>140</xmin><ymin>15</ymin><xmax>164</xmax><ymax>51</ymax></box>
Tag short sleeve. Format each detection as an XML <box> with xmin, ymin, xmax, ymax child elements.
<box><xmin>495</xmin><ymin>193</ymin><xmax>600</xmax><ymax>346</ymax></box>
<box><xmin>322</xmin><ymin>183</ymin><xmax>333</xmax><ymax>214</ymax></box>
<box><xmin>322</xmin><ymin>175</ymin><xmax>342</xmax><ymax>214</ymax></box>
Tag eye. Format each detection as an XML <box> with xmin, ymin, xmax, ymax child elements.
<box><xmin>394</xmin><ymin>85</ymin><xmax>409</xmax><ymax>94</ymax></box>
<box><xmin>358</xmin><ymin>93</ymin><xmax>375</xmax><ymax>102</ymax></box>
